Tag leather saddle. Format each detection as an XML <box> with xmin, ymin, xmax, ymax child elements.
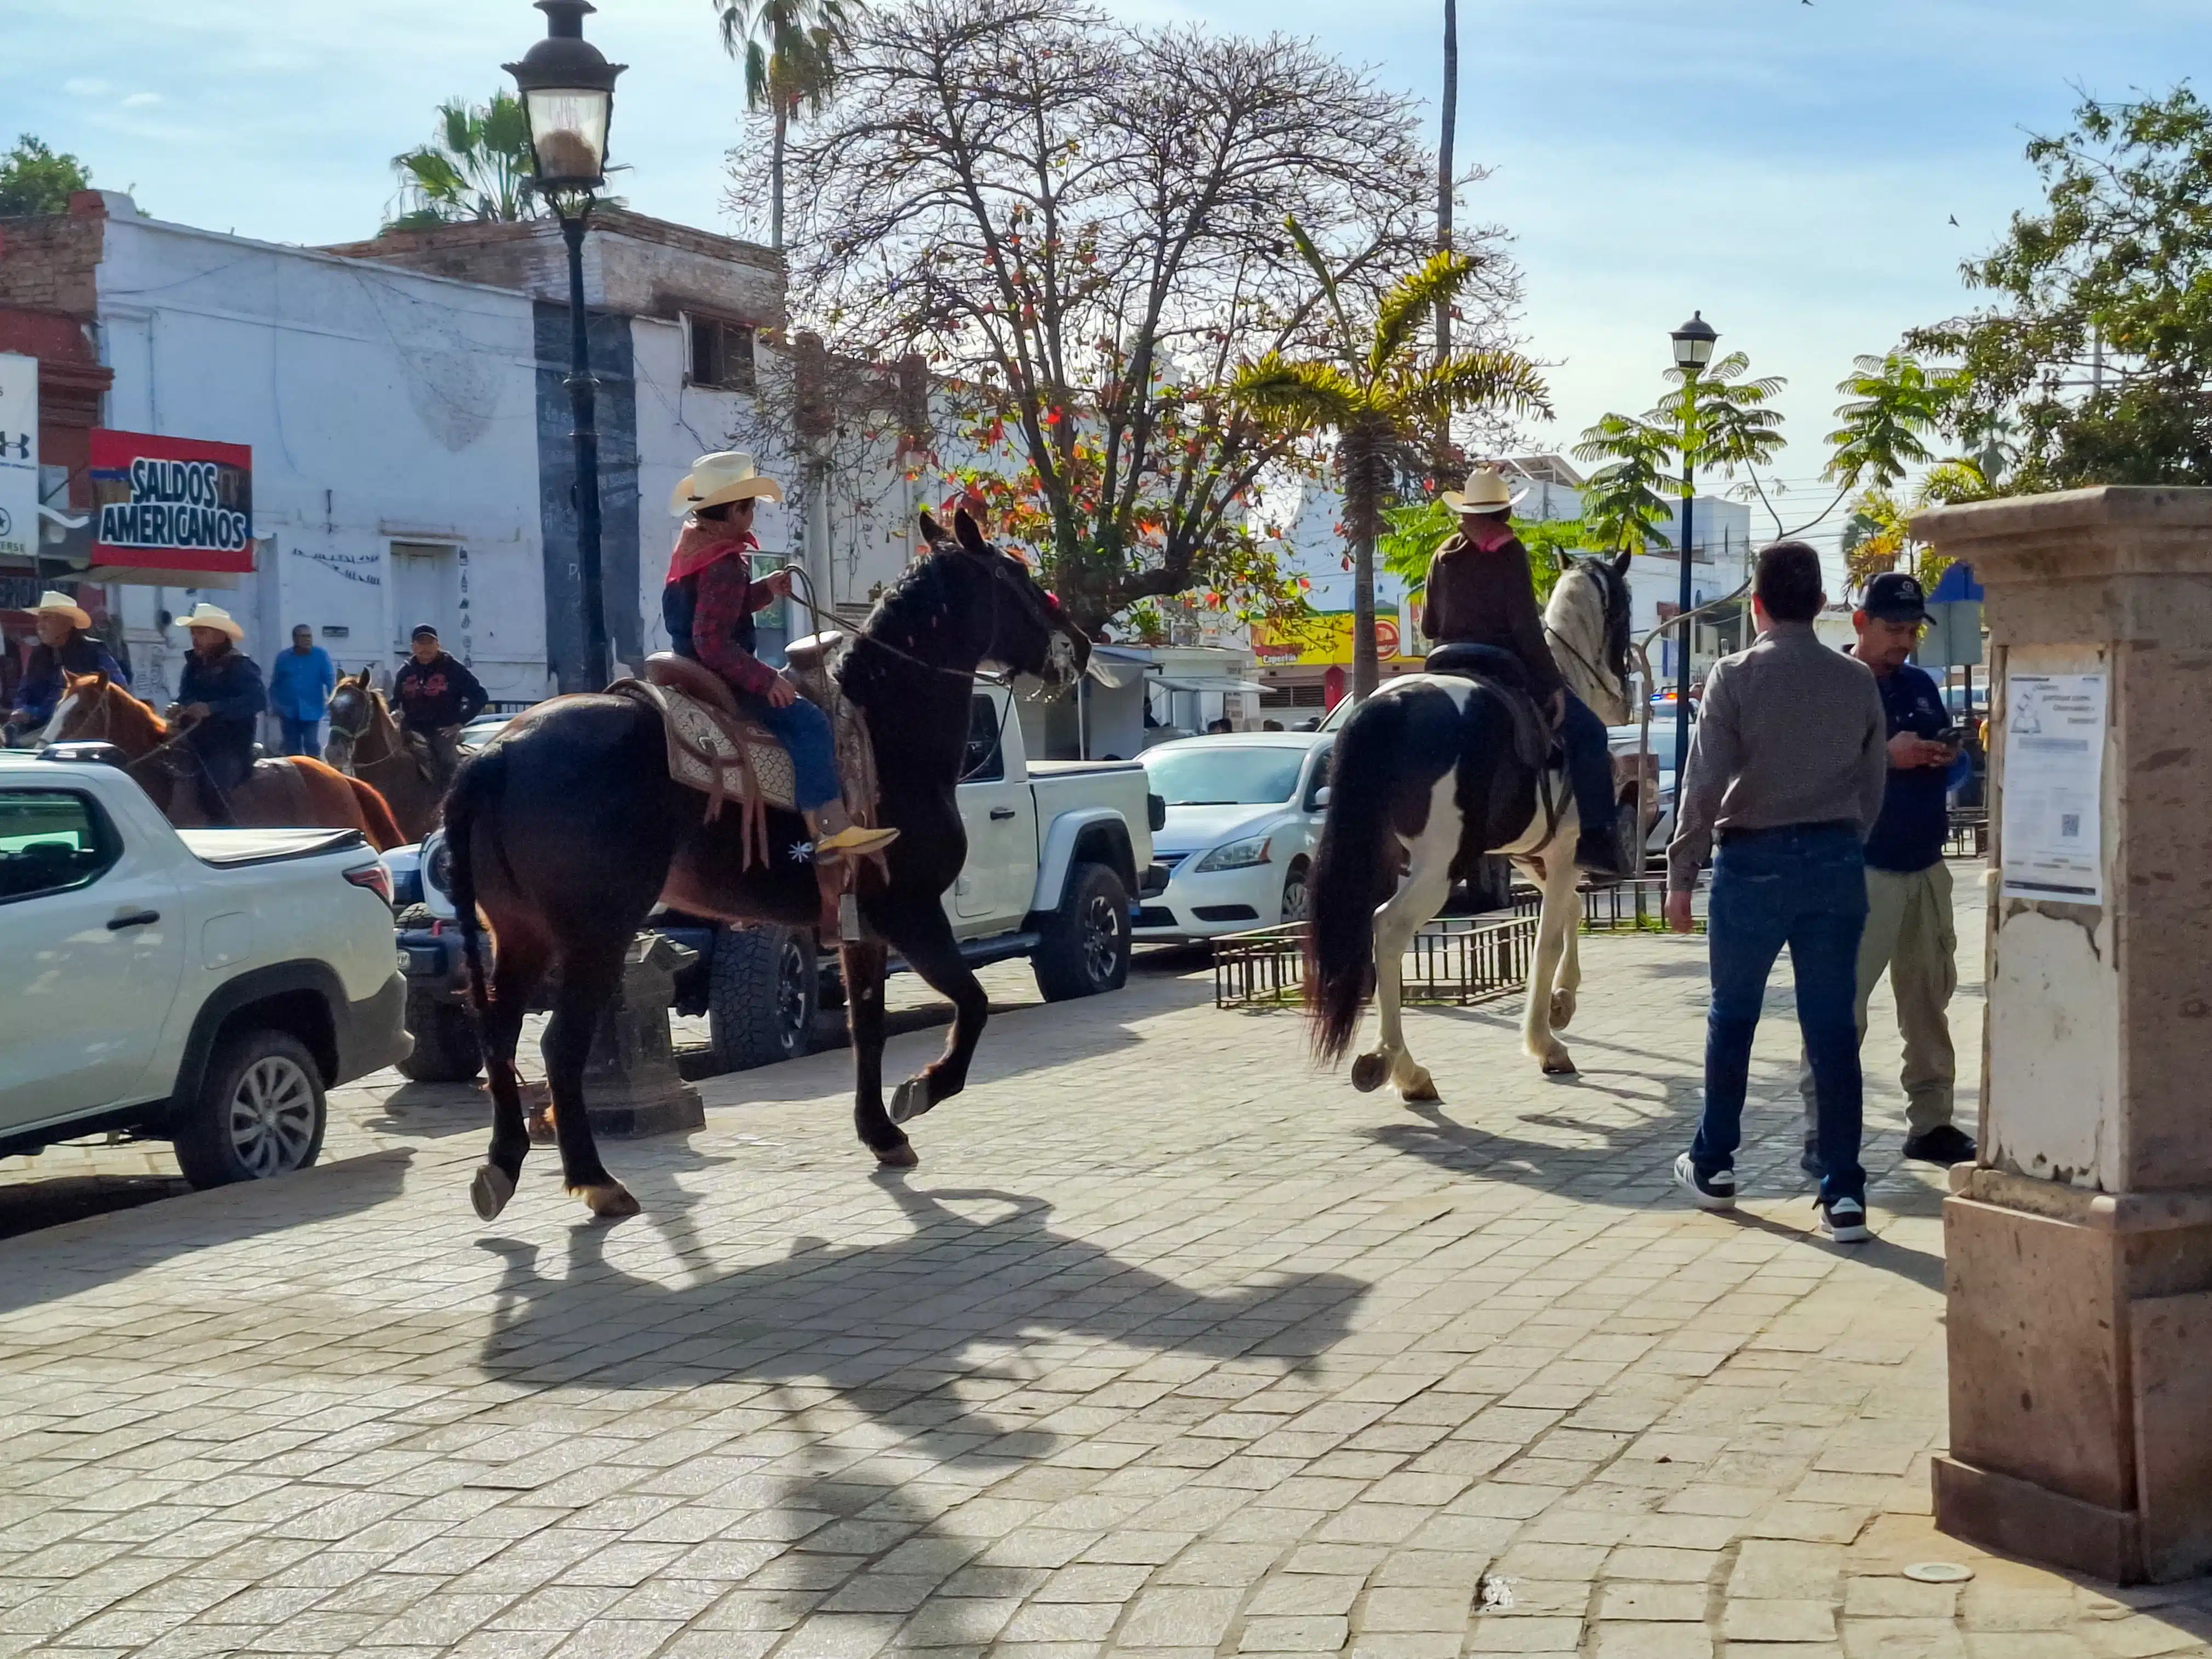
<box><xmin>1422</xmin><ymin>645</ymin><xmax>1555</xmax><ymax>773</ymax></box>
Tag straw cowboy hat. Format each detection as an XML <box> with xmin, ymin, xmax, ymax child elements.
<box><xmin>1440</xmin><ymin>466</ymin><xmax>1527</xmax><ymax>515</ymax></box>
<box><xmin>174</xmin><ymin>601</ymin><xmax>245</xmax><ymax>642</ymax></box>
<box><xmin>29</xmin><ymin>590</ymin><xmax>91</xmax><ymax>630</ymax></box>
<box><xmin>669</xmin><ymin>451</ymin><xmax>785</xmax><ymax>518</ymax></box>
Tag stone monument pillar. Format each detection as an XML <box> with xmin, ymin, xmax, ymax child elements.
<box><xmin>581</xmin><ymin>933</ymin><xmax>705</xmax><ymax>1137</ymax></box>
<box><xmin>1915</xmin><ymin>487</ymin><xmax>2212</xmax><ymax>1585</ymax></box>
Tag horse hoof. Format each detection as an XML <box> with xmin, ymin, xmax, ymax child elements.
<box><xmin>1541</xmin><ymin>1051</ymin><xmax>1578</xmax><ymax>1077</ymax></box>
<box><xmin>470</xmin><ymin>1164</ymin><xmax>516</xmax><ymax>1221</ymax></box>
<box><xmin>875</xmin><ymin>1141</ymin><xmax>920</xmax><ymax>1169</ymax></box>
<box><xmin>576</xmin><ymin>1181</ymin><xmax>641</xmax><ymax>1219</ymax></box>
<box><xmin>1350</xmin><ymin>1053</ymin><xmax>1389</xmax><ymax>1093</ymax></box>
<box><xmin>889</xmin><ymin>1077</ymin><xmax>932</xmax><ymax>1124</ymax></box>
<box><xmin>1549</xmin><ymin>991</ymin><xmax>1577</xmax><ymax>1029</ymax></box>
<box><xmin>1400</xmin><ymin>1071</ymin><xmax>1440</xmax><ymax>1103</ymax></box>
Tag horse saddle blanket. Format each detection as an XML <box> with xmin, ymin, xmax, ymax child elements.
<box><xmin>1421</xmin><ymin>645</ymin><xmax>1555</xmax><ymax>774</ymax></box>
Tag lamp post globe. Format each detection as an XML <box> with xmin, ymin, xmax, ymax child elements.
<box><xmin>1668</xmin><ymin>311</ymin><xmax>1717</xmax><ymax>781</ymax></box>
<box><xmin>503</xmin><ymin>0</ymin><xmax>625</xmax><ymax>192</ymax></box>
<box><xmin>507</xmin><ymin>0</ymin><xmax>626</xmax><ymax>692</ymax></box>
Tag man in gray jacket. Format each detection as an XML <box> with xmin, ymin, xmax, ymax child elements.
<box><xmin>1665</xmin><ymin>542</ymin><xmax>1888</xmax><ymax>1243</ymax></box>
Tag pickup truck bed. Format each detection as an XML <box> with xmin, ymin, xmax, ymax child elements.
<box><xmin>179</xmin><ymin>827</ymin><xmax>369</xmax><ymax>865</ymax></box>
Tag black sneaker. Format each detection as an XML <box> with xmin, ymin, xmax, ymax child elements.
<box><xmin>1903</xmin><ymin>1125</ymin><xmax>1977</xmax><ymax>1168</ymax></box>
<box><xmin>1573</xmin><ymin>828</ymin><xmax>1630</xmax><ymax>879</ymax></box>
<box><xmin>1800</xmin><ymin>1137</ymin><xmax>1823</xmax><ymax>1180</ymax></box>
<box><xmin>1673</xmin><ymin>1152</ymin><xmax>1736</xmax><ymax>1211</ymax></box>
<box><xmin>1819</xmin><ymin>1195</ymin><xmax>1870</xmax><ymax>1243</ymax></box>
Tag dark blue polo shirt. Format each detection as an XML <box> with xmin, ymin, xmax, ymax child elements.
<box><xmin>1861</xmin><ymin>657</ymin><xmax>1951</xmax><ymax>872</ymax></box>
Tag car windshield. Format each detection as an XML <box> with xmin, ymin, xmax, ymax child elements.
<box><xmin>1144</xmin><ymin>745</ymin><xmax>1305</xmax><ymax>806</ymax></box>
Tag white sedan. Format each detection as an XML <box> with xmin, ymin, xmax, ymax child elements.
<box><xmin>1135</xmin><ymin>733</ymin><xmax>1332</xmax><ymax>941</ymax></box>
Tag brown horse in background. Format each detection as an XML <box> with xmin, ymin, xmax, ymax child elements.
<box><xmin>324</xmin><ymin>669</ymin><xmax>445</xmax><ymax>843</ymax></box>
<box><xmin>43</xmin><ymin>672</ymin><xmax>406</xmax><ymax>849</ymax></box>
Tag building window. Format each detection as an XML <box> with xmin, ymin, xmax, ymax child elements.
<box><xmin>687</xmin><ymin>317</ymin><xmax>756</xmax><ymax>393</ymax></box>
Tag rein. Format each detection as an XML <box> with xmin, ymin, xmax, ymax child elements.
<box><xmin>65</xmin><ymin>687</ymin><xmax>220</xmax><ymax>793</ymax></box>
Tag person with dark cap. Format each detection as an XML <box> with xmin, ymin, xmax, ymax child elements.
<box><xmin>1796</xmin><ymin>571</ymin><xmax>1977</xmax><ymax>1175</ymax></box>
<box><xmin>1665</xmin><ymin>542</ymin><xmax>1888</xmax><ymax>1244</ymax></box>
<box><xmin>391</xmin><ymin>624</ymin><xmax>488</xmax><ymax>787</ymax></box>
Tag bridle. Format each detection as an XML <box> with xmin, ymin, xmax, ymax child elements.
<box><xmin>1543</xmin><ymin>561</ymin><xmax>1631</xmax><ymax>711</ymax></box>
<box><xmin>53</xmin><ymin>683</ymin><xmax>215</xmax><ymax>790</ymax></box>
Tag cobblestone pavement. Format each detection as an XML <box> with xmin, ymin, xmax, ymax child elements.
<box><xmin>3</xmin><ymin>868</ymin><xmax>2209</xmax><ymax>1658</ymax></box>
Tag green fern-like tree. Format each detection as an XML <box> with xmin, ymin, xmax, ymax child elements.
<box><xmin>1229</xmin><ymin>222</ymin><xmax>1549</xmax><ymax>697</ymax></box>
<box><xmin>388</xmin><ymin>94</ymin><xmax>538</xmax><ymax>229</ymax></box>
<box><xmin>714</xmin><ymin>0</ymin><xmax>860</xmax><ymax>251</ymax></box>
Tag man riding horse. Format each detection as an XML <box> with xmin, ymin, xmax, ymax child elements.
<box><xmin>1420</xmin><ymin>467</ymin><xmax>1626</xmax><ymax>877</ymax></box>
<box><xmin>168</xmin><ymin>602</ymin><xmax>267</xmax><ymax>825</ymax></box>
<box><xmin>663</xmin><ymin>451</ymin><xmax>898</xmax><ymax>918</ymax></box>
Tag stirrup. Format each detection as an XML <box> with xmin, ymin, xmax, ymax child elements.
<box><xmin>814</xmin><ymin>823</ymin><xmax>899</xmax><ymax>859</ymax></box>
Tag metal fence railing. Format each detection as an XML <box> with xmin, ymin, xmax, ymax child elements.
<box><xmin>1945</xmin><ymin>808</ymin><xmax>1989</xmax><ymax>860</ymax></box>
<box><xmin>1213</xmin><ymin>912</ymin><xmax>1539</xmax><ymax>1012</ymax></box>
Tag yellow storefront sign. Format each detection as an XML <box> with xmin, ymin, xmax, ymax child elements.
<box><xmin>1251</xmin><ymin>604</ymin><xmax>1415</xmax><ymax>668</ymax></box>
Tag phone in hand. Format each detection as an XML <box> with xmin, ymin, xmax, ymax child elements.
<box><xmin>1929</xmin><ymin>725</ymin><xmax>1965</xmax><ymax>747</ymax></box>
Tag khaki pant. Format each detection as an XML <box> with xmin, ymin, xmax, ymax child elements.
<box><xmin>1798</xmin><ymin>860</ymin><xmax>1958</xmax><ymax>1139</ymax></box>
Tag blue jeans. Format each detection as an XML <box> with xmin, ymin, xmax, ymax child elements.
<box><xmin>280</xmin><ymin>716</ymin><xmax>321</xmax><ymax>756</ymax></box>
<box><xmin>1690</xmin><ymin>823</ymin><xmax>1869</xmax><ymax>1204</ymax></box>
<box><xmin>738</xmin><ymin>692</ymin><xmax>840</xmax><ymax>813</ymax></box>
<box><xmin>1559</xmin><ymin>692</ymin><xmax>1617</xmax><ymax>846</ymax></box>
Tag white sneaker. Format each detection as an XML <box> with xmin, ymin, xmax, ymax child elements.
<box><xmin>1673</xmin><ymin>1152</ymin><xmax>1736</xmax><ymax>1212</ymax></box>
<box><xmin>1819</xmin><ymin>1195</ymin><xmax>1870</xmax><ymax>1243</ymax></box>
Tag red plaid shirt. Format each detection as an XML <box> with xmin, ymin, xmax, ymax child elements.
<box><xmin>686</xmin><ymin>541</ymin><xmax>781</xmax><ymax>698</ymax></box>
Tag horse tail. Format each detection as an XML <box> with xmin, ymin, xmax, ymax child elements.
<box><xmin>442</xmin><ymin>745</ymin><xmax>501</xmax><ymax>1021</ymax></box>
<box><xmin>1305</xmin><ymin>691</ymin><xmax>1411</xmax><ymax>1066</ymax></box>
<box><xmin>344</xmin><ymin>774</ymin><xmax>405</xmax><ymax>850</ymax></box>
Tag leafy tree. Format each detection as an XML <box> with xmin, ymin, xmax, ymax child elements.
<box><xmin>387</xmin><ymin>95</ymin><xmax>538</xmax><ymax>229</ymax></box>
<box><xmin>714</xmin><ymin>0</ymin><xmax>859</xmax><ymax>252</ymax></box>
<box><xmin>1229</xmin><ymin>237</ymin><xmax>1549</xmax><ymax>696</ymax></box>
<box><xmin>1910</xmin><ymin>84</ymin><xmax>2212</xmax><ymax>490</ymax></box>
<box><xmin>1379</xmin><ymin>496</ymin><xmax>1569</xmax><ymax>604</ymax></box>
<box><xmin>0</xmin><ymin>135</ymin><xmax>90</xmax><ymax>217</ymax></box>
<box><xmin>1571</xmin><ymin>414</ymin><xmax>1676</xmax><ymax>554</ymax></box>
<box><xmin>1826</xmin><ymin>352</ymin><xmax>1950</xmax><ymax>490</ymax></box>
<box><xmin>773</xmin><ymin>0</ymin><xmax>1522</xmax><ymax>639</ymax></box>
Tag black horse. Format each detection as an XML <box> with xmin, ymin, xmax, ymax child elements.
<box><xmin>446</xmin><ymin>510</ymin><xmax>1090</xmax><ymax>1221</ymax></box>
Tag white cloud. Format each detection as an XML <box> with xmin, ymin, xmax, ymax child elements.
<box><xmin>62</xmin><ymin>77</ymin><xmax>111</xmax><ymax>97</ymax></box>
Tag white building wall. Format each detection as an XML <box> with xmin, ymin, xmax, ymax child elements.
<box><xmin>91</xmin><ymin>201</ymin><xmax>547</xmax><ymax>711</ymax></box>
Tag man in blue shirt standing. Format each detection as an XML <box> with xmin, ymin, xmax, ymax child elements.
<box><xmin>1799</xmin><ymin>572</ymin><xmax>1979</xmax><ymax>1173</ymax></box>
<box><xmin>266</xmin><ymin>623</ymin><xmax>336</xmax><ymax>756</ymax></box>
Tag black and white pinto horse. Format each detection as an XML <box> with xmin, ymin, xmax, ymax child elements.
<box><xmin>1306</xmin><ymin>552</ymin><xmax>1635</xmax><ymax>1093</ymax></box>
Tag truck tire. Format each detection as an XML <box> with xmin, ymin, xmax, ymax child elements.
<box><xmin>1033</xmin><ymin>861</ymin><xmax>1130</xmax><ymax>1002</ymax></box>
<box><xmin>398</xmin><ymin>990</ymin><xmax>483</xmax><ymax>1083</ymax></box>
<box><xmin>395</xmin><ymin>903</ymin><xmax>435</xmax><ymax>929</ymax></box>
<box><xmin>1612</xmin><ymin>794</ymin><xmax>1644</xmax><ymax>881</ymax></box>
<box><xmin>1281</xmin><ymin>857</ymin><xmax>1312</xmax><ymax>924</ymax></box>
<box><xmin>171</xmin><ymin>1029</ymin><xmax>328</xmax><ymax>1190</ymax></box>
<box><xmin>708</xmin><ymin>923</ymin><xmax>818</xmax><ymax>1074</ymax></box>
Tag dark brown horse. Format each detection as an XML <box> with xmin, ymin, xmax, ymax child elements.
<box><xmin>324</xmin><ymin>670</ymin><xmax>444</xmax><ymax>842</ymax></box>
<box><xmin>447</xmin><ymin>510</ymin><xmax>1089</xmax><ymax>1221</ymax></box>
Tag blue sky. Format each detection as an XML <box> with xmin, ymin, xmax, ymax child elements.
<box><xmin>8</xmin><ymin>0</ymin><xmax>2205</xmax><ymax>547</ymax></box>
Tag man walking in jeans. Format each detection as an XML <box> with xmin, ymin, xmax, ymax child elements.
<box><xmin>1665</xmin><ymin>542</ymin><xmax>1888</xmax><ymax>1242</ymax></box>
<box><xmin>1798</xmin><ymin>572</ymin><xmax>1978</xmax><ymax>1175</ymax></box>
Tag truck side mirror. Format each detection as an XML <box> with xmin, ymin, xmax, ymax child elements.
<box><xmin>1310</xmin><ymin>785</ymin><xmax>1331</xmax><ymax>811</ymax></box>
<box><xmin>1147</xmin><ymin>792</ymin><xmax>1167</xmax><ymax>833</ymax></box>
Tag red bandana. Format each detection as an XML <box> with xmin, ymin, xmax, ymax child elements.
<box><xmin>1467</xmin><ymin>516</ymin><xmax>1518</xmax><ymax>554</ymax></box>
<box><xmin>667</xmin><ymin>520</ymin><xmax>758</xmax><ymax>585</ymax></box>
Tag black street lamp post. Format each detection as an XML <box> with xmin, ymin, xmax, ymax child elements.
<box><xmin>507</xmin><ymin>0</ymin><xmax>625</xmax><ymax>691</ymax></box>
<box><xmin>1669</xmin><ymin>310</ymin><xmax>1717</xmax><ymax>783</ymax></box>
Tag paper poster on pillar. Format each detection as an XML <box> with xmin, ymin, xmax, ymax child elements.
<box><xmin>2000</xmin><ymin>670</ymin><xmax>2108</xmax><ymax>906</ymax></box>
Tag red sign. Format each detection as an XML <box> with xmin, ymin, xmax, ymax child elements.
<box><xmin>89</xmin><ymin>429</ymin><xmax>254</xmax><ymax>573</ymax></box>
<box><xmin>1373</xmin><ymin>618</ymin><xmax>1401</xmax><ymax>659</ymax></box>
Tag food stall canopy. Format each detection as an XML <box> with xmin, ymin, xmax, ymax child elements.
<box><xmin>1150</xmin><ymin>675</ymin><xmax>1268</xmax><ymax>695</ymax></box>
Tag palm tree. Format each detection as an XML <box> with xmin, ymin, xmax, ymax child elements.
<box><xmin>714</xmin><ymin>0</ymin><xmax>858</xmax><ymax>252</ymax></box>
<box><xmin>1571</xmin><ymin>414</ymin><xmax>1676</xmax><ymax>554</ymax></box>
<box><xmin>388</xmin><ymin>94</ymin><xmax>538</xmax><ymax>229</ymax></box>
<box><xmin>1229</xmin><ymin>224</ymin><xmax>1550</xmax><ymax>698</ymax></box>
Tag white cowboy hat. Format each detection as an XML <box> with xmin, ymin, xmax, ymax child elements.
<box><xmin>1440</xmin><ymin>466</ymin><xmax>1527</xmax><ymax>514</ymax></box>
<box><xmin>669</xmin><ymin>451</ymin><xmax>785</xmax><ymax>518</ymax></box>
<box><xmin>28</xmin><ymin>590</ymin><xmax>91</xmax><ymax>630</ymax></box>
<box><xmin>174</xmin><ymin>601</ymin><xmax>245</xmax><ymax>641</ymax></box>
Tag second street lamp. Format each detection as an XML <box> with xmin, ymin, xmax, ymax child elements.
<box><xmin>507</xmin><ymin>0</ymin><xmax>625</xmax><ymax>691</ymax></box>
<box><xmin>1668</xmin><ymin>310</ymin><xmax>1717</xmax><ymax>784</ymax></box>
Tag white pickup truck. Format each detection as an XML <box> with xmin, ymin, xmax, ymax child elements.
<box><xmin>391</xmin><ymin>680</ymin><xmax>1164</xmax><ymax>1080</ymax></box>
<box><xmin>0</xmin><ymin>746</ymin><xmax>410</xmax><ymax>1186</ymax></box>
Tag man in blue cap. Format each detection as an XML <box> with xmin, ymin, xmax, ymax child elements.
<box><xmin>1798</xmin><ymin>570</ymin><xmax>1978</xmax><ymax>1173</ymax></box>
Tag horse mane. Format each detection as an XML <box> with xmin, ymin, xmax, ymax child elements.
<box><xmin>834</xmin><ymin>543</ymin><xmax>978</xmax><ymax>699</ymax></box>
<box><xmin>64</xmin><ymin>673</ymin><xmax>170</xmax><ymax>743</ymax></box>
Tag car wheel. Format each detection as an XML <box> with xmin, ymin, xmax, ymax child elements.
<box><xmin>397</xmin><ymin>990</ymin><xmax>482</xmax><ymax>1083</ymax></box>
<box><xmin>708</xmin><ymin>923</ymin><xmax>819</xmax><ymax>1073</ymax></box>
<box><xmin>1033</xmin><ymin>861</ymin><xmax>1130</xmax><ymax>1001</ymax></box>
<box><xmin>1280</xmin><ymin>858</ymin><xmax>1311</xmax><ymax>924</ymax></box>
<box><xmin>171</xmin><ymin>1029</ymin><xmax>328</xmax><ymax>1190</ymax></box>
<box><xmin>1612</xmin><ymin>796</ymin><xmax>1644</xmax><ymax>881</ymax></box>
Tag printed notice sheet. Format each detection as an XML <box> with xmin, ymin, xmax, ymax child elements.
<box><xmin>2001</xmin><ymin>672</ymin><xmax>2107</xmax><ymax>905</ymax></box>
